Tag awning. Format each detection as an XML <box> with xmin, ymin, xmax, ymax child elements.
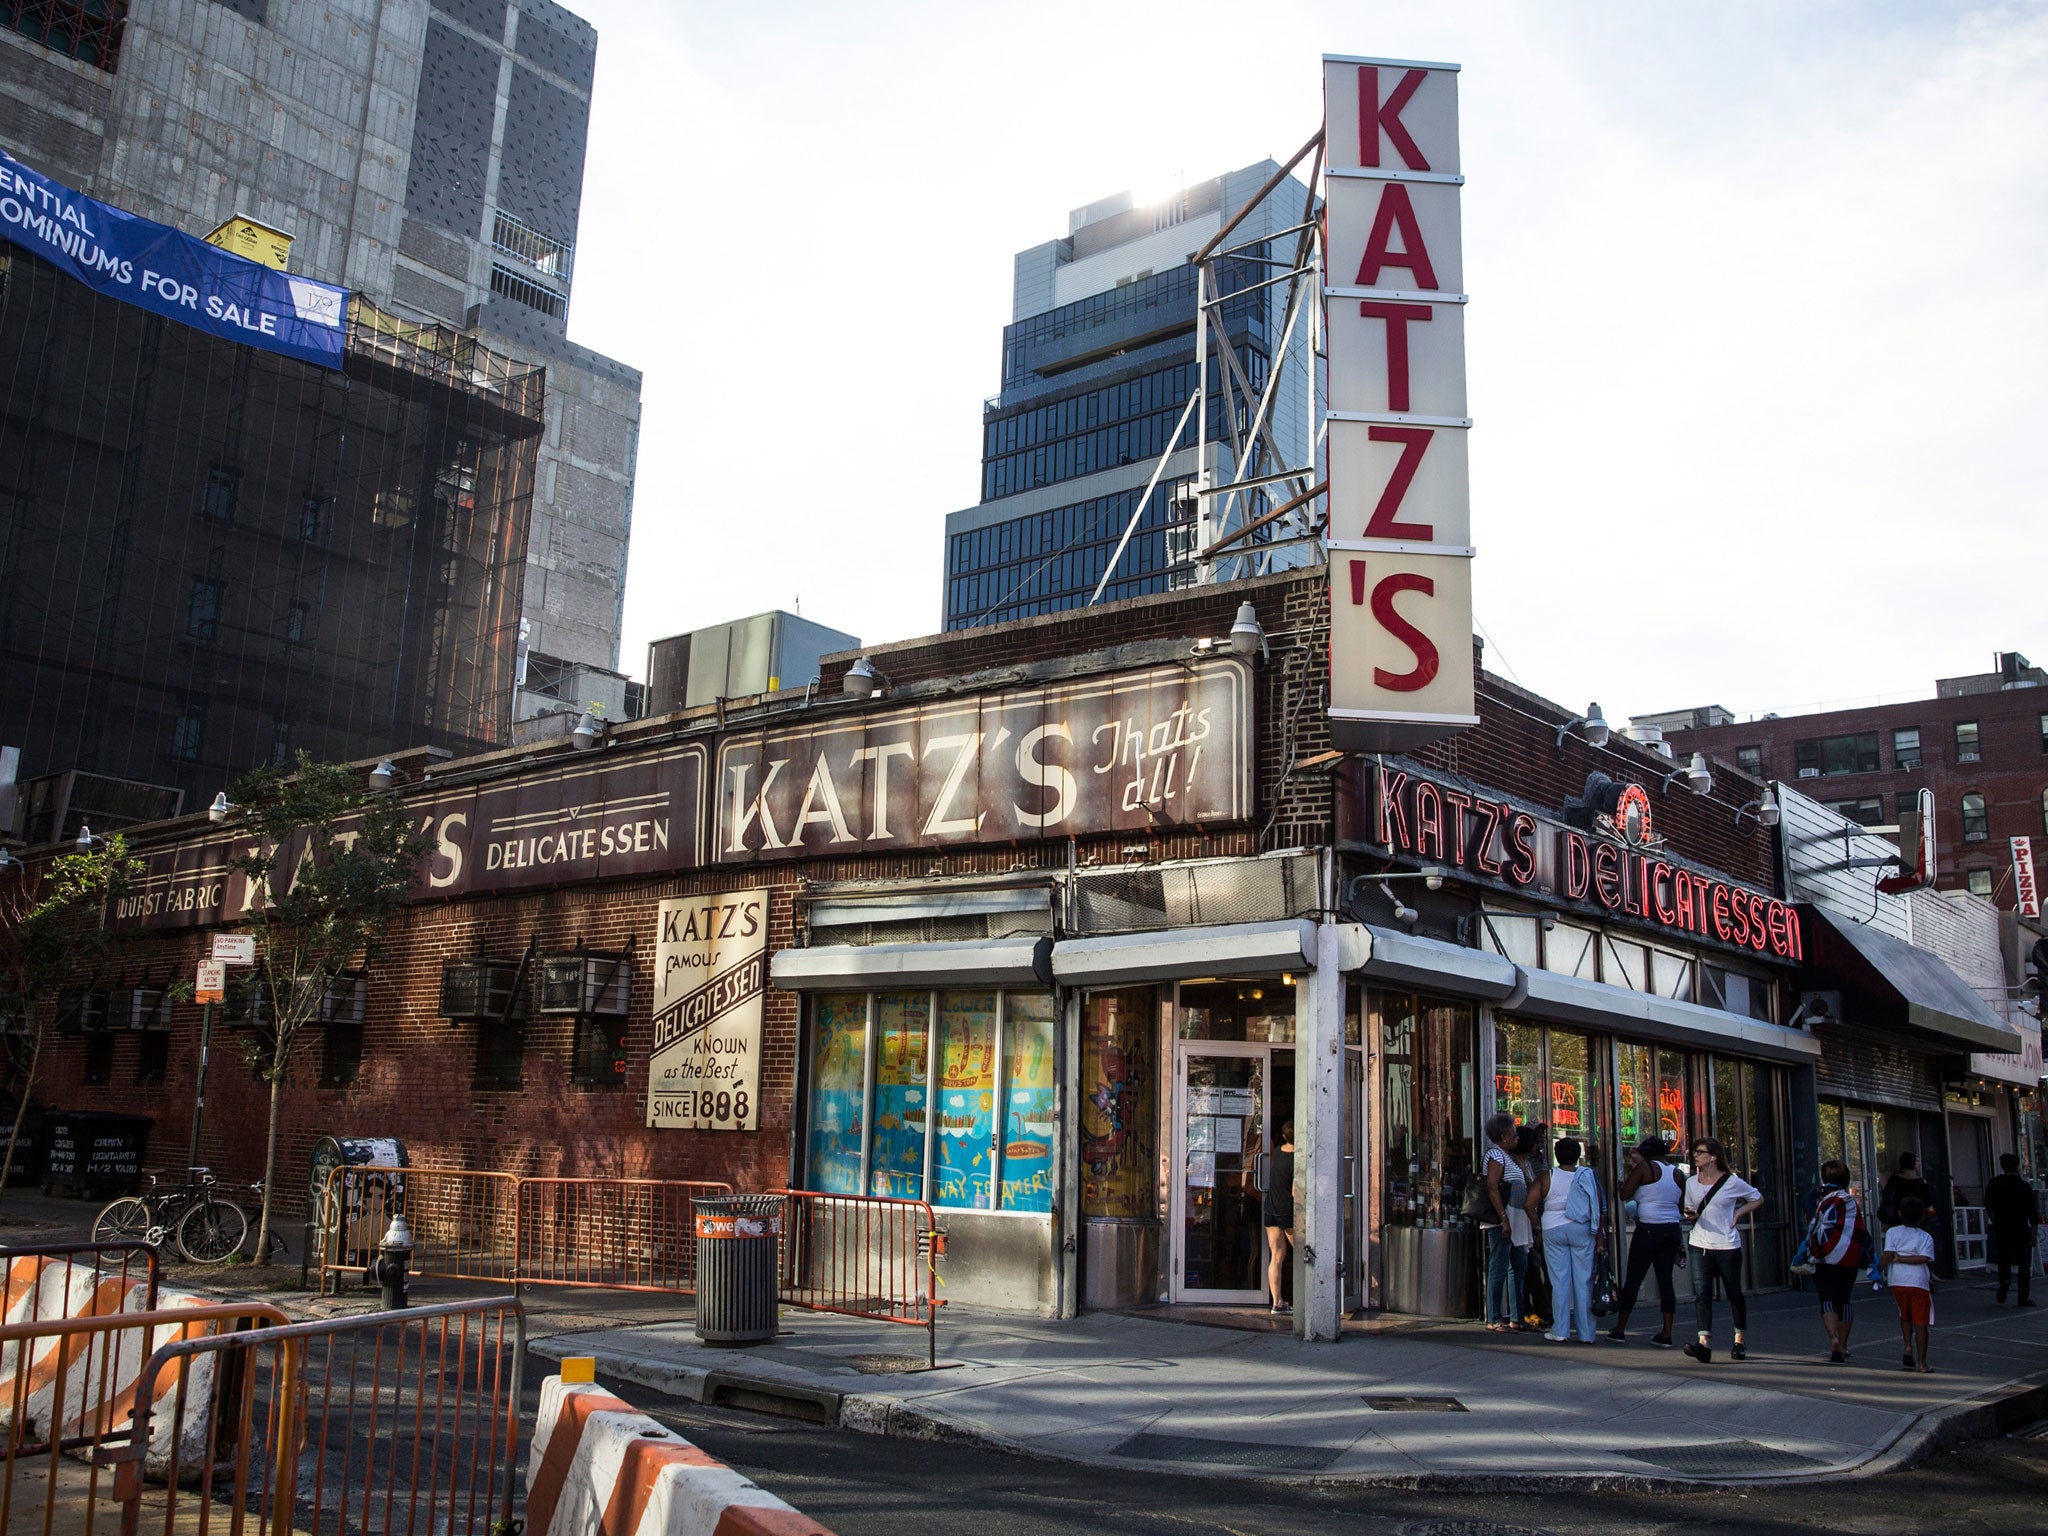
<box><xmin>770</xmin><ymin>936</ymin><xmax>1046</xmax><ymax>991</ymax></box>
<box><xmin>1054</xmin><ymin>919</ymin><xmax>1347</xmax><ymax>987</ymax></box>
<box><xmin>1354</xmin><ymin>925</ymin><xmax>1819</xmax><ymax>1063</ymax></box>
<box><xmin>1513</xmin><ymin>969</ymin><xmax>1821</xmax><ymax>1065</ymax></box>
<box><xmin>1799</xmin><ymin>904</ymin><xmax>2021</xmax><ymax>1054</ymax></box>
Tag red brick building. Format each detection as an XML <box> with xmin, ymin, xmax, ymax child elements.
<box><xmin>1661</xmin><ymin>651</ymin><xmax>2048</xmax><ymax>909</ymax></box>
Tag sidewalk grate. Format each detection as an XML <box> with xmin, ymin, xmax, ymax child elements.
<box><xmin>1617</xmin><ymin>1439</ymin><xmax>1826</xmax><ymax>1476</ymax></box>
<box><xmin>2009</xmin><ymin>1419</ymin><xmax>2048</xmax><ymax>1441</ymax></box>
<box><xmin>1110</xmin><ymin>1431</ymin><xmax>1342</xmax><ymax>1471</ymax></box>
<box><xmin>1364</xmin><ymin>1394</ymin><xmax>1466</xmax><ymax>1412</ymax></box>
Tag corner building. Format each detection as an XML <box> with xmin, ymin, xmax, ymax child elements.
<box><xmin>45</xmin><ymin>568</ymin><xmax>2020</xmax><ymax>1329</ymax></box>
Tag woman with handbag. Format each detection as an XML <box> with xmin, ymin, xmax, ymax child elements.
<box><xmin>1529</xmin><ymin>1136</ymin><xmax>1603</xmax><ymax>1343</ymax></box>
<box><xmin>1681</xmin><ymin>1136</ymin><xmax>1765</xmax><ymax>1363</ymax></box>
<box><xmin>1477</xmin><ymin>1113</ymin><xmax>1530</xmax><ymax>1331</ymax></box>
<box><xmin>1606</xmin><ymin>1137</ymin><xmax>1682</xmax><ymax>1347</ymax></box>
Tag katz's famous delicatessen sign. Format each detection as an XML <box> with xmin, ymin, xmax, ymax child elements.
<box><xmin>649</xmin><ymin>891</ymin><xmax>769</xmax><ymax>1132</ymax></box>
<box><xmin>1341</xmin><ymin>762</ymin><xmax>1805</xmax><ymax>961</ymax></box>
<box><xmin>1323</xmin><ymin>54</ymin><xmax>1478</xmax><ymax>753</ymax></box>
<box><xmin>108</xmin><ymin>658</ymin><xmax>1253</xmax><ymax>931</ymax></box>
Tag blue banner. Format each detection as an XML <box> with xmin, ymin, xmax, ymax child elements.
<box><xmin>0</xmin><ymin>150</ymin><xmax>349</xmax><ymax>370</ymax></box>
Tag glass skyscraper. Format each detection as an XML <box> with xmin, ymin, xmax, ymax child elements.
<box><xmin>943</xmin><ymin>163</ymin><xmax>1320</xmax><ymax>631</ymax></box>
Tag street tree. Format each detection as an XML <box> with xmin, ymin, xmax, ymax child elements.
<box><xmin>0</xmin><ymin>838</ymin><xmax>142</xmax><ymax>1207</ymax></box>
<box><xmin>224</xmin><ymin>755</ymin><xmax>427</xmax><ymax>1261</ymax></box>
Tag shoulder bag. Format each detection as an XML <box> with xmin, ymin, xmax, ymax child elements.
<box><xmin>1681</xmin><ymin>1172</ymin><xmax>1732</xmax><ymax>1245</ymax></box>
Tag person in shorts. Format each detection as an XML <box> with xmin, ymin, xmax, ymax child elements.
<box><xmin>1807</xmin><ymin>1160</ymin><xmax>1868</xmax><ymax>1364</ymax></box>
<box><xmin>1883</xmin><ymin>1195</ymin><xmax>1936</xmax><ymax>1373</ymax></box>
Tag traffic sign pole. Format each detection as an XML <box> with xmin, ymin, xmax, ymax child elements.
<box><xmin>187</xmin><ymin>1003</ymin><xmax>213</xmax><ymax>1173</ymax></box>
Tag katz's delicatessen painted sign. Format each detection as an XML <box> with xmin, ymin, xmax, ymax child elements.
<box><xmin>648</xmin><ymin>891</ymin><xmax>769</xmax><ymax>1132</ymax></box>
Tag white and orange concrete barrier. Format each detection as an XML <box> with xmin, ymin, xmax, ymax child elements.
<box><xmin>528</xmin><ymin>1361</ymin><xmax>835</xmax><ymax>1536</ymax></box>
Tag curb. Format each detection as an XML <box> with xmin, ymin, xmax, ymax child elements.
<box><xmin>528</xmin><ymin>1334</ymin><xmax>2048</xmax><ymax>1491</ymax></box>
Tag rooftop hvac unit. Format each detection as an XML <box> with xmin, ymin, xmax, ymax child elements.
<box><xmin>439</xmin><ymin>958</ymin><xmax>527</xmax><ymax>1022</ymax></box>
<box><xmin>538</xmin><ymin>952</ymin><xmax>631</xmax><ymax>1017</ymax></box>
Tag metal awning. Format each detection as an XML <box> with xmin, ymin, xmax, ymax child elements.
<box><xmin>1514</xmin><ymin>969</ymin><xmax>1822</xmax><ymax>1064</ymax></box>
<box><xmin>1800</xmin><ymin>903</ymin><xmax>2021</xmax><ymax>1054</ymax></box>
<box><xmin>770</xmin><ymin>936</ymin><xmax>1046</xmax><ymax>991</ymax></box>
<box><xmin>1357</xmin><ymin>925</ymin><xmax>1520</xmax><ymax>1001</ymax></box>
<box><xmin>1054</xmin><ymin>920</ymin><xmax>1348</xmax><ymax>987</ymax></box>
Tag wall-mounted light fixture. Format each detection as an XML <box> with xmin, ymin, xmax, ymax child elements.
<box><xmin>1660</xmin><ymin>751</ymin><xmax>1713</xmax><ymax>796</ymax></box>
<box><xmin>843</xmin><ymin>657</ymin><xmax>888</xmax><ymax>699</ymax></box>
<box><xmin>368</xmin><ymin>759</ymin><xmax>398</xmax><ymax>790</ymax></box>
<box><xmin>570</xmin><ymin>709</ymin><xmax>605</xmax><ymax>751</ymax></box>
<box><xmin>1228</xmin><ymin>601</ymin><xmax>1268</xmax><ymax>661</ymax></box>
<box><xmin>1736</xmin><ymin>789</ymin><xmax>1781</xmax><ymax>829</ymax></box>
<box><xmin>1554</xmin><ymin>702</ymin><xmax>1611</xmax><ymax>752</ymax></box>
<box><xmin>208</xmin><ymin>791</ymin><xmax>235</xmax><ymax>824</ymax></box>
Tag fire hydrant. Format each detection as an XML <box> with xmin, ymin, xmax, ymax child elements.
<box><xmin>371</xmin><ymin>1213</ymin><xmax>414</xmax><ymax>1310</ymax></box>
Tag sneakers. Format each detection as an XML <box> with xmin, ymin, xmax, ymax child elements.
<box><xmin>1730</xmin><ymin>1342</ymin><xmax>1747</xmax><ymax>1361</ymax></box>
<box><xmin>1827</xmin><ymin>1349</ymin><xmax>1846</xmax><ymax>1365</ymax></box>
<box><xmin>2021</xmin><ymin>1298</ymin><xmax>2039</xmax><ymax>1308</ymax></box>
<box><xmin>1683</xmin><ymin>1341</ymin><xmax>1712</xmax><ymax>1364</ymax></box>
<box><xmin>1270</xmin><ymin>1303</ymin><xmax>1292</xmax><ymax>1317</ymax></box>
<box><xmin>1649</xmin><ymin>1334</ymin><xmax>1674</xmax><ymax>1349</ymax></box>
<box><xmin>1902</xmin><ymin>1351</ymin><xmax>1916</xmax><ymax>1370</ymax></box>
<box><xmin>1605</xmin><ymin>1327</ymin><xmax>1627</xmax><ymax>1342</ymax></box>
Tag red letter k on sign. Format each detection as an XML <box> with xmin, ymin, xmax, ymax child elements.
<box><xmin>1360</xmin><ymin>66</ymin><xmax>1431</xmax><ymax>171</ymax></box>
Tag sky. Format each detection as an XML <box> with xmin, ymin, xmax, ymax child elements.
<box><xmin>560</xmin><ymin>1</ymin><xmax>2047</xmax><ymax>727</ymax></box>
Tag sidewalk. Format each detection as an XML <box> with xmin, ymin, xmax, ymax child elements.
<box><xmin>531</xmin><ymin>1276</ymin><xmax>2048</xmax><ymax>1488</ymax></box>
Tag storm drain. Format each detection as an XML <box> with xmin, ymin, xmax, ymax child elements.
<box><xmin>845</xmin><ymin>1353</ymin><xmax>931</xmax><ymax>1374</ymax></box>
<box><xmin>2009</xmin><ymin>1418</ymin><xmax>2048</xmax><ymax>1441</ymax></box>
<box><xmin>1109</xmin><ymin>1431</ymin><xmax>1341</xmax><ymax>1471</ymax></box>
<box><xmin>1364</xmin><ymin>1394</ymin><xmax>1466</xmax><ymax>1412</ymax></box>
<box><xmin>1403</xmin><ymin>1524</ymin><xmax>1559</xmax><ymax>1536</ymax></box>
<box><xmin>1617</xmin><ymin>1439</ymin><xmax>1826</xmax><ymax>1476</ymax></box>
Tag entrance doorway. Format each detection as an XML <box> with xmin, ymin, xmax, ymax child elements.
<box><xmin>1168</xmin><ymin>977</ymin><xmax>1299</xmax><ymax>1305</ymax></box>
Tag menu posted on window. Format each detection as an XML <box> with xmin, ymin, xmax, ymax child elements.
<box><xmin>647</xmin><ymin>891</ymin><xmax>769</xmax><ymax>1131</ymax></box>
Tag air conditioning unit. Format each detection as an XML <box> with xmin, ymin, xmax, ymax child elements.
<box><xmin>1797</xmin><ymin>767</ymin><xmax>1821</xmax><ymax>778</ymax></box>
<box><xmin>55</xmin><ymin>989</ymin><xmax>108</xmax><ymax>1035</ymax></box>
<box><xmin>538</xmin><ymin>953</ymin><xmax>631</xmax><ymax>1017</ymax></box>
<box><xmin>439</xmin><ymin>958</ymin><xmax>526</xmax><ymax>1022</ymax></box>
<box><xmin>321</xmin><ymin>973</ymin><xmax>366</xmax><ymax>1026</ymax></box>
<box><xmin>1958</xmin><ymin>752</ymin><xmax>1981</xmax><ymax>763</ymax></box>
<box><xmin>107</xmin><ymin>986</ymin><xmax>170</xmax><ymax>1030</ymax></box>
<box><xmin>0</xmin><ymin>994</ymin><xmax>26</xmax><ymax>1036</ymax></box>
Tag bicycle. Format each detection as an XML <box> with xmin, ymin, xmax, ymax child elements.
<box><xmin>91</xmin><ymin>1166</ymin><xmax>253</xmax><ymax>1264</ymax></box>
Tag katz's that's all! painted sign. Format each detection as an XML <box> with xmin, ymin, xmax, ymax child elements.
<box><xmin>647</xmin><ymin>891</ymin><xmax>769</xmax><ymax>1132</ymax></box>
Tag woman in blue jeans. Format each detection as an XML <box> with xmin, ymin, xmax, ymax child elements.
<box><xmin>1531</xmin><ymin>1137</ymin><xmax>1603</xmax><ymax>1343</ymax></box>
<box><xmin>1480</xmin><ymin>1113</ymin><xmax>1529</xmax><ymax>1330</ymax></box>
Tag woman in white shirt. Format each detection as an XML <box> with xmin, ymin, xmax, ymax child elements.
<box><xmin>1527</xmin><ymin>1136</ymin><xmax>1602</xmax><ymax>1343</ymax></box>
<box><xmin>1681</xmin><ymin>1135</ymin><xmax>1764</xmax><ymax>1363</ymax></box>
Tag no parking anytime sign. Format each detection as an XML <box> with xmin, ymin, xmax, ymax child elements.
<box><xmin>646</xmin><ymin>891</ymin><xmax>768</xmax><ymax>1132</ymax></box>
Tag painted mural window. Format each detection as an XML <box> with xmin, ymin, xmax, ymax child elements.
<box><xmin>868</xmin><ymin>993</ymin><xmax>930</xmax><ymax>1199</ymax></box>
<box><xmin>934</xmin><ymin>993</ymin><xmax>999</xmax><ymax>1209</ymax></box>
<box><xmin>802</xmin><ymin>989</ymin><xmax>1055</xmax><ymax>1212</ymax></box>
<box><xmin>805</xmin><ymin>993</ymin><xmax>866</xmax><ymax>1195</ymax></box>
<box><xmin>1081</xmin><ymin>988</ymin><xmax>1157</xmax><ymax>1219</ymax></box>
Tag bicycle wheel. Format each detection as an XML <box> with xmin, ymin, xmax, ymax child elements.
<box><xmin>93</xmin><ymin>1196</ymin><xmax>157</xmax><ymax>1247</ymax></box>
<box><xmin>176</xmin><ymin>1195</ymin><xmax>249</xmax><ymax>1264</ymax></box>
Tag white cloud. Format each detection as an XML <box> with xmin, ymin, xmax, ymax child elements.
<box><xmin>561</xmin><ymin>1</ymin><xmax>2046</xmax><ymax>721</ymax></box>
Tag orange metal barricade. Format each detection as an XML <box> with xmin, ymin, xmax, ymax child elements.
<box><xmin>775</xmin><ymin>1188</ymin><xmax>945</xmax><ymax>1367</ymax></box>
<box><xmin>117</xmin><ymin>1294</ymin><xmax>524</xmax><ymax>1536</ymax></box>
<box><xmin>0</xmin><ymin>1299</ymin><xmax>287</xmax><ymax>1536</ymax></box>
<box><xmin>317</xmin><ymin>1165</ymin><xmax>520</xmax><ymax>1294</ymax></box>
<box><xmin>318</xmin><ymin>1166</ymin><xmax>731</xmax><ymax>1296</ymax></box>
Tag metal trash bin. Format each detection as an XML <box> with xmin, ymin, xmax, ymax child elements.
<box><xmin>693</xmin><ymin>1194</ymin><xmax>784</xmax><ymax>1346</ymax></box>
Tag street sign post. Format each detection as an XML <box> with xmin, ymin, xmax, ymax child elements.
<box><xmin>195</xmin><ymin>960</ymin><xmax>226</xmax><ymax>1005</ymax></box>
<box><xmin>212</xmin><ymin>934</ymin><xmax>255</xmax><ymax>966</ymax></box>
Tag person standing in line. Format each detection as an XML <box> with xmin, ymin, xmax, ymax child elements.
<box><xmin>1480</xmin><ymin>1113</ymin><xmax>1528</xmax><ymax>1332</ymax></box>
<box><xmin>1263</xmin><ymin>1121</ymin><xmax>1296</xmax><ymax>1318</ymax></box>
<box><xmin>1681</xmin><ymin>1136</ymin><xmax>1764</xmax><ymax>1364</ymax></box>
<box><xmin>1883</xmin><ymin>1195</ymin><xmax>1937</xmax><ymax>1372</ymax></box>
<box><xmin>1607</xmin><ymin>1137</ymin><xmax>1682</xmax><ymax>1346</ymax></box>
<box><xmin>1530</xmin><ymin>1137</ymin><xmax>1603</xmax><ymax>1343</ymax></box>
<box><xmin>1807</xmin><ymin>1160</ymin><xmax>1869</xmax><ymax>1364</ymax></box>
<box><xmin>1879</xmin><ymin>1152</ymin><xmax>1935</xmax><ymax>1230</ymax></box>
<box><xmin>1984</xmin><ymin>1153</ymin><xmax>2040</xmax><ymax>1307</ymax></box>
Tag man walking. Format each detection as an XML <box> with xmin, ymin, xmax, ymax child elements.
<box><xmin>1984</xmin><ymin>1153</ymin><xmax>2040</xmax><ymax>1307</ymax></box>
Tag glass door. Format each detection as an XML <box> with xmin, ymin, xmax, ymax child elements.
<box><xmin>1173</xmin><ymin>1046</ymin><xmax>1269</xmax><ymax>1303</ymax></box>
<box><xmin>1342</xmin><ymin>1045</ymin><xmax>1365</xmax><ymax>1312</ymax></box>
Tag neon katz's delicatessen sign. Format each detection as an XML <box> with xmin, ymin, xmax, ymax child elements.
<box><xmin>1343</xmin><ymin>763</ymin><xmax>1804</xmax><ymax>961</ymax></box>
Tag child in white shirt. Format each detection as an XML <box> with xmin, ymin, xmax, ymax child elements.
<box><xmin>1882</xmin><ymin>1195</ymin><xmax>1936</xmax><ymax>1373</ymax></box>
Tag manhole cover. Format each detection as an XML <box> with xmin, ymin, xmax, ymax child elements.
<box><xmin>1364</xmin><ymin>1394</ymin><xmax>1466</xmax><ymax>1412</ymax></box>
<box><xmin>846</xmin><ymin>1353</ymin><xmax>930</xmax><ymax>1374</ymax></box>
<box><xmin>1110</xmin><ymin>1431</ymin><xmax>1340</xmax><ymax>1471</ymax></box>
<box><xmin>1403</xmin><ymin>1523</ymin><xmax>1559</xmax><ymax>1536</ymax></box>
<box><xmin>1617</xmin><ymin>1439</ymin><xmax>1825</xmax><ymax>1476</ymax></box>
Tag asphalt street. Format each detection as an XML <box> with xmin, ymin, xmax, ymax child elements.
<box><xmin>599</xmin><ymin>1367</ymin><xmax>2048</xmax><ymax>1536</ymax></box>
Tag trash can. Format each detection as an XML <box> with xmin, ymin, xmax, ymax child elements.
<box><xmin>693</xmin><ymin>1194</ymin><xmax>783</xmax><ymax>1347</ymax></box>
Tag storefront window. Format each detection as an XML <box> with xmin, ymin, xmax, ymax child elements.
<box><xmin>869</xmin><ymin>993</ymin><xmax>930</xmax><ymax>1199</ymax></box>
<box><xmin>1548</xmin><ymin>1029</ymin><xmax>1607</xmax><ymax>1164</ymax></box>
<box><xmin>806</xmin><ymin>993</ymin><xmax>867</xmax><ymax>1195</ymax></box>
<box><xmin>1000</xmin><ymin>993</ymin><xmax>1057</xmax><ymax>1213</ymax></box>
<box><xmin>934</xmin><ymin>992</ymin><xmax>999</xmax><ymax>1209</ymax></box>
<box><xmin>1381</xmin><ymin>992</ymin><xmax>1477</xmax><ymax>1225</ymax></box>
<box><xmin>1178</xmin><ymin>979</ymin><xmax>1295</xmax><ymax>1042</ymax></box>
<box><xmin>803</xmin><ymin>988</ymin><xmax>1054</xmax><ymax>1211</ymax></box>
<box><xmin>1656</xmin><ymin>1047</ymin><xmax>1690</xmax><ymax>1148</ymax></box>
<box><xmin>1493</xmin><ymin>1019</ymin><xmax>1543</xmax><ymax>1129</ymax></box>
<box><xmin>1082</xmin><ymin>988</ymin><xmax>1158</xmax><ymax>1218</ymax></box>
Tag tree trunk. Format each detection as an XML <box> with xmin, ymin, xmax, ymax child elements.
<box><xmin>0</xmin><ymin>1030</ymin><xmax>43</xmax><ymax>1216</ymax></box>
<box><xmin>256</xmin><ymin>1060</ymin><xmax>284</xmax><ymax>1265</ymax></box>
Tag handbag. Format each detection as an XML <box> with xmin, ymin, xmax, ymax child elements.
<box><xmin>1590</xmin><ymin>1249</ymin><xmax>1619</xmax><ymax>1316</ymax></box>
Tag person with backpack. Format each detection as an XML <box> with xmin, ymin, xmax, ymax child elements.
<box><xmin>1805</xmin><ymin>1160</ymin><xmax>1870</xmax><ymax>1364</ymax></box>
<box><xmin>1530</xmin><ymin>1136</ymin><xmax>1604</xmax><ymax>1343</ymax></box>
<box><xmin>1681</xmin><ymin>1136</ymin><xmax>1764</xmax><ymax>1363</ymax></box>
<box><xmin>1606</xmin><ymin>1137</ymin><xmax>1682</xmax><ymax>1346</ymax></box>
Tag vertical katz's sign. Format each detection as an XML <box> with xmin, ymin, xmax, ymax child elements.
<box><xmin>1322</xmin><ymin>55</ymin><xmax>1478</xmax><ymax>751</ymax></box>
<box><xmin>648</xmin><ymin>891</ymin><xmax>769</xmax><ymax>1132</ymax></box>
